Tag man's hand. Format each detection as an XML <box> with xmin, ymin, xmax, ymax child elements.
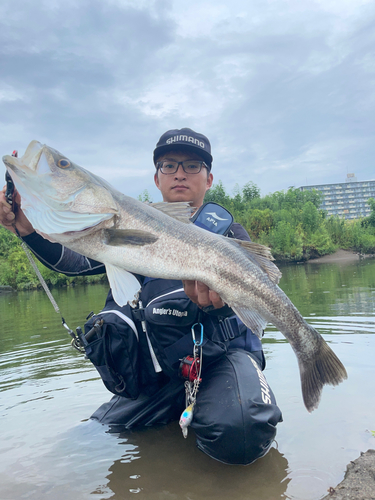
<box><xmin>0</xmin><ymin>186</ymin><xmax>34</xmax><ymax>236</ymax></box>
<box><xmin>183</xmin><ymin>280</ymin><xmax>226</xmax><ymax>309</ymax></box>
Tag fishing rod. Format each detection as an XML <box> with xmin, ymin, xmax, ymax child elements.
<box><xmin>4</xmin><ymin>151</ymin><xmax>84</xmax><ymax>351</ymax></box>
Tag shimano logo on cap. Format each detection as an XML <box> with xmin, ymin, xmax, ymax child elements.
<box><xmin>166</xmin><ymin>135</ymin><xmax>205</xmax><ymax>149</ymax></box>
<box><xmin>153</xmin><ymin>128</ymin><xmax>213</xmax><ymax>167</ymax></box>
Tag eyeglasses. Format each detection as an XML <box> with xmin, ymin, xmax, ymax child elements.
<box><xmin>156</xmin><ymin>160</ymin><xmax>209</xmax><ymax>175</ymax></box>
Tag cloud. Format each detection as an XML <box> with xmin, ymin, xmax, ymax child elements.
<box><xmin>0</xmin><ymin>0</ymin><xmax>375</xmax><ymax>201</ymax></box>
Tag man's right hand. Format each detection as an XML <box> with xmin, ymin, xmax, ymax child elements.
<box><xmin>0</xmin><ymin>185</ymin><xmax>34</xmax><ymax>236</ymax></box>
<box><xmin>183</xmin><ymin>280</ymin><xmax>226</xmax><ymax>309</ymax></box>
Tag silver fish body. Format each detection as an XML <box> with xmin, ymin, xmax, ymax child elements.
<box><xmin>2</xmin><ymin>141</ymin><xmax>347</xmax><ymax>412</ymax></box>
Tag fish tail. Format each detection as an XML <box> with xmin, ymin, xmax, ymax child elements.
<box><xmin>300</xmin><ymin>336</ymin><xmax>347</xmax><ymax>412</ymax></box>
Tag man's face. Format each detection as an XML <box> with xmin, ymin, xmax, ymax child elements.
<box><xmin>154</xmin><ymin>150</ymin><xmax>213</xmax><ymax>208</ymax></box>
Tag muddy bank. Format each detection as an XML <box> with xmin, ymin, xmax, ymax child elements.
<box><xmin>308</xmin><ymin>249</ymin><xmax>374</xmax><ymax>264</ymax></box>
<box><xmin>321</xmin><ymin>449</ymin><xmax>375</xmax><ymax>500</ymax></box>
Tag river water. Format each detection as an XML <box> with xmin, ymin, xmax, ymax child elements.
<box><xmin>1</xmin><ymin>257</ymin><xmax>375</xmax><ymax>500</ymax></box>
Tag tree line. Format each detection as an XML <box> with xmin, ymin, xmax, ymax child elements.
<box><xmin>0</xmin><ymin>229</ymin><xmax>106</xmax><ymax>290</ymax></box>
<box><xmin>204</xmin><ymin>181</ymin><xmax>375</xmax><ymax>261</ymax></box>
<box><xmin>1</xmin><ymin>182</ymin><xmax>375</xmax><ymax>289</ymax></box>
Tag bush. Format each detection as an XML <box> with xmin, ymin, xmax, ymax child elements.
<box><xmin>241</xmin><ymin>209</ymin><xmax>273</xmax><ymax>239</ymax></box>
<box><xmin>263</xmin><ymin>221</ymin><xmax>304</xmax><ymax>261</ymax></box>
<box><xmin>304</xmin><ymin>227</ymin><xmax>336</xmax><ymax>259</ymax></box>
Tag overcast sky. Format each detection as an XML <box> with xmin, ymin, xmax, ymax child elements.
<box><xmin>1</xmin><ymin>0</ymin><xmax>375</xmax><ymax>201</ymax></box>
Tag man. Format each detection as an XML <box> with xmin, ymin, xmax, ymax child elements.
<box><xmin>0</xmin><ymin>128</ymin><xmax>282</xmax><ymax>464</ymax></box>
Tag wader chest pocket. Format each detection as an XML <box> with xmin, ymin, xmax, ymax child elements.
<box><xmin>144</xmin><ymin>293</ymin><xmax>199</xmax><ymax>328</ymax></box>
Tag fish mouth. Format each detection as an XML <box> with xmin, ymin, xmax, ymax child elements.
<box><xmin>21</xmin><ymin>141</ymin><xmax>45</xmax><ymax>172</ymax></box>
<box><xmin>2</xmin><ymin>141</ymin><xmax>50</xmax><ymax>205</ymax></box>
<box><xmin>3</xmin><ymin>140</ymin><xmax>44</xmax><ymax>178</ymax></box>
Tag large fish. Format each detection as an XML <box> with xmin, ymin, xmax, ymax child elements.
<box><xmin>3</xmin><ymin>140</ymin><xmax>347</xmax><ymax>412</ymax></box>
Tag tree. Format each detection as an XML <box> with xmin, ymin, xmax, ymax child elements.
<box><xmin>0</xmin><ymin>227</ymin><xmax>19</xmax><ymax>258</ymax></box>
<box><xmin>242</xmin><ymin>182</ymin><xmax>260</xmax><ymax>202</ymax></box>
<box><xmin>204</xmin><ymin>181</ymin><xmax>231</xmax><ymax>207</ymax></box>
<box><xmin>302</xmin><ymin>201</ymin><xmax>320</xmax><ymax>234</ymax></box>
<box><xmin>366</xmin><ymin>198</ymin><xmax>375</xmax><ymax>227</ymax></box>
<box><xmin>246</xmin><ymin>209</ymin><xmax>273</xmax><ymax>239</ymax></box>
<box><xmin>137</xmin><ymin>190</ymin><xmax>153</xmax><ymax>203</ymax></box>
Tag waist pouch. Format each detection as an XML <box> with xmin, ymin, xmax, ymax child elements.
<box><xmin>83</xmin><ymin>303</ymin><xmax>140</xmax><ymax>399</ymax></box>
<box><xmin>142</xmin><ymin>282</ymin><xmax>228</xmax><ymax>377</ymax></box>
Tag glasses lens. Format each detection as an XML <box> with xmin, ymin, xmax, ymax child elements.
<box><xmin>182</xmin><ymin>161</ymin><xmax>203</xmax><ymax>174</ymax></box>
<box><xmin>159</xmin><ymin>161</ymin><xmax>178</xmax><ymax>174</ymax></box>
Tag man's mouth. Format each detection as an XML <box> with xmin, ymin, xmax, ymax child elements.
<box><xmin>172</xmin><ymin>185</ymin><xmax>189</xmax><ymax>190</ymax></box>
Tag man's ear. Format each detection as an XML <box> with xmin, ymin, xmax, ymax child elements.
<box><xmin>206</xmin><ymin>172</ymin><xmax>213</xmax><ymax>191</ymax></box>
<box><xmin>154</xmin><ymin>171</ymin><xmax>160</xmax><ymax>189</ymax></box>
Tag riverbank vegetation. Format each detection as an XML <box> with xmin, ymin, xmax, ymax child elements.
<box><xmin>1</xmin><ymin>183</ymin><xmax>375</xmax><ymax>289</ymax></box>
<box><xmin>204</xmin><ymin>182</ymin><xmax>375</xmax><ymax>261</ymax></box>
<box><xmin>0</xmin><ymin>230</ymin><xmax>107</xmax><ymax>290</ymax></box>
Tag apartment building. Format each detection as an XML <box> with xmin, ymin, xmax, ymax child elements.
<box><xmin>299</xmin><ymin>174</ymin><xmax>375</xmax><ymax>219</ymax></box>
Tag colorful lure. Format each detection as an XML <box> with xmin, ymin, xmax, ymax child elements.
<box><xmin>179</xmin><ymin>403</ymin><xmax>194</xmax><ymax>438</ymax></box>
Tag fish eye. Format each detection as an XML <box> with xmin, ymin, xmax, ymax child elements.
<box><xmin>58</xmin><ymin>159</ymin><xmax>71</xmax><ymax>168</ymax></box>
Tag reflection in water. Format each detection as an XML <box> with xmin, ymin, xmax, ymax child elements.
<box><xmin>106</xmin><ymin>430</ymin><xmax>290</xmax><ymax>500</ymax></box>
<box><xmin>1</xmin><ymin>260</ymin><xmax>375</xmax><ymax>500</ymax></box>
<box><xmin>278</xmin><ymin>258</ymin><xmax>375</xmax><ymax>317</ymax></box>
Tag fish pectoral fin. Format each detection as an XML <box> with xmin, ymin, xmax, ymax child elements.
<box><xmin>150</xmin><ymin>201</ymin><xmax>194</xmax><ymax>223</ymax></box>
<box><xmin>229</xmin><ymin>239</ymin><xmax>282</xmax><ymax>285</ymax></box>
<box><xmin>104</xmin><ymin>228</ymin><xmax>159</xmax><ymax>246</ymax></box>
<box><xmin>105</xmin><ymin>263</ymin><xmax>141</xmax><ymax>307</ymax></box>
<box><xmin>230</xmin><ymin>306</ymin><xmax>267</xmax><ymax>339</ymax></box>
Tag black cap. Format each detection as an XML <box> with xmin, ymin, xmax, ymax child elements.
<box><xmin>153</xmin><ymin>128</ymin><xmax>213</xmax><ymax>168</ymax></box>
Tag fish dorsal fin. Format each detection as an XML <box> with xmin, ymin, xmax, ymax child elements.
<box><xmin>104</xmin><ymin>228</ymin><xmax>159</xmax><ymax>247</ymax></box>
<box><xmin>149</xmin><ymin>201</ymin><xmax>194</xmax><ymax>223</ymax></box>
<box><xmin>232</xmin><ymin>240</ymin><xmax>274</xmax><ymax>259</ymax></box>
<box><xmin>105</xmin><ymin>263</ymin><xmax>141</xmax><ymax>307</ymax></box>
<box><xmin>228</xmin><ymin>239</ymin><xmax>282</xmax><ymax>285</ymax></box>
<box><xmin>230</xmin><ymin>306</ymin><xmax>267</xmax><ymax>339</ymax></box>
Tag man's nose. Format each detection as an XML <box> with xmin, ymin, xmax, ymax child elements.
<box><xmin>174</xmin><ymin>164</ymin><xmax>186</xmax><ymax>177</ymax></box>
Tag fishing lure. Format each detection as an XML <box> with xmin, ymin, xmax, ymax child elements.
<box><xmin>179</xmin><ymin>403</ymin><xmax>195</xmax><ymax>438</ymax></box>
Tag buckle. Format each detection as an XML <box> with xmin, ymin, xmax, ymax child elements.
<box><xmin>219</xmin><ymin>317</ymin><xmax>239</xmax><ymax>342</ymax></box>
<box><xmin>131</xmin><ymin>308</ymin><xmax>145</xmax><ymax>322</ymax></box>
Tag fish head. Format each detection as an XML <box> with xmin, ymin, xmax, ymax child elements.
<box><xmin>3</xmin><ymin>141</ymin><xmax>118</xmax><ymax>237</ymax></box>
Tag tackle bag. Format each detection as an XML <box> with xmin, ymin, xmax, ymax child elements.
<box><xmin>82</xmin><ymin>303</ymin><xmax>140</xmax><ymax>399</ymax></box>
<box><xmin>190</xmin><ymin>202</ymin><xmax>234</xmax><ymax>235</ymax></box>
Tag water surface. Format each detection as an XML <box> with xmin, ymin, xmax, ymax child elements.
<box><xmin>1</xmin><ymin>259</ymin><xmax>375</xmax><ymax>500</ymax></box>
